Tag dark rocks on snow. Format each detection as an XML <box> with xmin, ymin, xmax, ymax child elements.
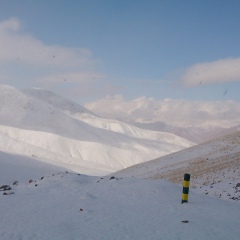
<box><xmin>236</xmin><ymin>183</ymin><xmax>240</xmax><ymax>188</ymax></box>
<box><xmin>3</xmin><ymin>191</ymin><xmax>14</xmax><ymax>196</ymax></box>
<box><xmin>230</xmin><ymin>196</ymin><xmax>240</xmax><ymax>201</ymax></box>
<box><xmin>97</xmin><ymin>178</ymin><xmax>104</xmax><ymax>183</ymax></box>
<box><xmin>109</xmin><ymin>176</ymin><xmax>122</xmax><ymax>181</ymax></box>
<box><xmin>0</xmin><ymin>185</ymin><xmax>11</xmax><ymax>191</ymax></box>
<box><xmin>13</xmin><ymin>181</ymin><xmax>18</xmax><ymax>186</ymax></box>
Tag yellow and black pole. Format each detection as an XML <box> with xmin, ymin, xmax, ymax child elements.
<box><xmin>182</xmin><ymin>173</ymin><xmax>190</xmax><ymax>203</ymax></box>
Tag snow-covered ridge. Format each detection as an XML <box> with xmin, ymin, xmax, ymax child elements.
<box><xmin>0</xmin><ymin>84</ymin><xmax>194</xmax><ymax>175</ymax></box>
<box><xmin>23</xmin><ymin>87</ymin><xmax>193</xmax><ymax>144</ymax></box>
<box><xmin>23</xmin><ymin>87</ymin><xmax>96</xmax><ymax>117</ymax></box>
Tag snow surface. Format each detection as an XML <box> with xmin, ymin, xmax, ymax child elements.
<box><xmin>0</xmin><ymin>151</ymin><xmax>67</xmax><ymax>184</ymax></box>
<box><xmin>1</xmin><ymin>154</ymin><xmax>240</xmax><ymax>240</ymax></box>
<box><xmin>0</xmin><ymin>84</ymin><xmax>194</xmax><ymax>175</ymax></box>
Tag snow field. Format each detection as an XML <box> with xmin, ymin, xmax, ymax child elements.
<box><xmin>1</xmin><ymin>171</ymin><xmax>240</xmax><ymax>240</ymax></box>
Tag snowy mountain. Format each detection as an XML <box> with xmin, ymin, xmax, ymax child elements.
<box><xmin>133</xmin><ymin>121</ymin><xmax>240</xmax><ymax>144</ymax></box>
<box><xmin>0</xmin><ymin>84</ymin><xmax>194</xmax><ymax>175</ymax></box>
<box><xmin>1</xmin><ymin>91</ymin><xmax>240</xmax><ymax>239</ymax></box>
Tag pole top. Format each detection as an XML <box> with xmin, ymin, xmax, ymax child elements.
<box><xmin>184</xmin><ymin>173</ymin><xmax>190</xmax><ymax>181</ymax></box>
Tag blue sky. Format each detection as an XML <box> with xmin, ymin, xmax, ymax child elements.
<box><xmin>0</xmin><ymin>0</ymin><xmax>240</xmax><ymax>103</ymax></box>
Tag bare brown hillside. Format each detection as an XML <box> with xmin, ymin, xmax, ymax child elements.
<box><xmin>114</xmin><ymin>131</ymin><xmax>240</xmax><ymax>201</ymax></box>
<box><xmin>115</xmin><ymin>131</ymin><xmax>240</xmax><ymax>193</ymax></box>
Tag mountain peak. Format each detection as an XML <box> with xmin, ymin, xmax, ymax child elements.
<box><xmin>23</xmin><ymin>87</ymin><xmax>96</xmax><ymax>116</ymax></box>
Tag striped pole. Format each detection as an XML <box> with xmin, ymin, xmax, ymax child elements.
<box><xmin>182</xmin><ymin>173</ymin><xmax>190</xmax><ymax>204</ymax></box>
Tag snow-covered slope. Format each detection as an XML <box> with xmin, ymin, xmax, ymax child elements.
<box><xmin>115</xmin><ymin>131</ymin><xmax>240</xmax><ymax>201</ymax></box>
<box><xmin>0</xmin><ymin>151</ymin><xmax>67</xmax><ymax>183</ymax></box>
<box><xmin>23</xmin><ymin>87</ymin><xmax>96</xmax><ymax>119</ymax></box>
<box><xmin>1</xmin><ymin>154</ymin><xmax>240</xmax><ymax>240</ymax></box>
<box><xmin>24</xmin><ymin>87</ymin><xmax>190</xmax><ymax>143</ymax></box>
<box><xmin>0</xmin><ymin>84</ymin><xmax>194</xmax><ymax>175</ymax></box>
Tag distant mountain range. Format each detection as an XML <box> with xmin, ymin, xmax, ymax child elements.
<box><xmin>0</xmin><ymin>84</ymin><xmax>194</xmax><ymax>175</ymax></box>
<box><xmin>128</xmin><ymin>120</ymin><xmax>240</xmax><ymax>144</ymax></box>
<box><xmin>85</xmin><ymin>97</ymin><xmax>240</xmax><ymax>144</ymax></box>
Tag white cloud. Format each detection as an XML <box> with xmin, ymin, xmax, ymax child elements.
<box><xmin>0</xmin><ymin>18</ymin><xmax>94</xmax><ymax>69</ymax></box>
<box><xmin>0</xmin><ymin>18</ymin><xmax>112</xmax><ymax>99</ymax></box>
<box><xmin>181</xmin><ymin>58</ymin><xmax>240</xmax><ymax>86</ymax></box>
<box><xmin>85</xmin><ymin>96</ymin><xmax>240</xmax><ymax>128</ymax></box>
